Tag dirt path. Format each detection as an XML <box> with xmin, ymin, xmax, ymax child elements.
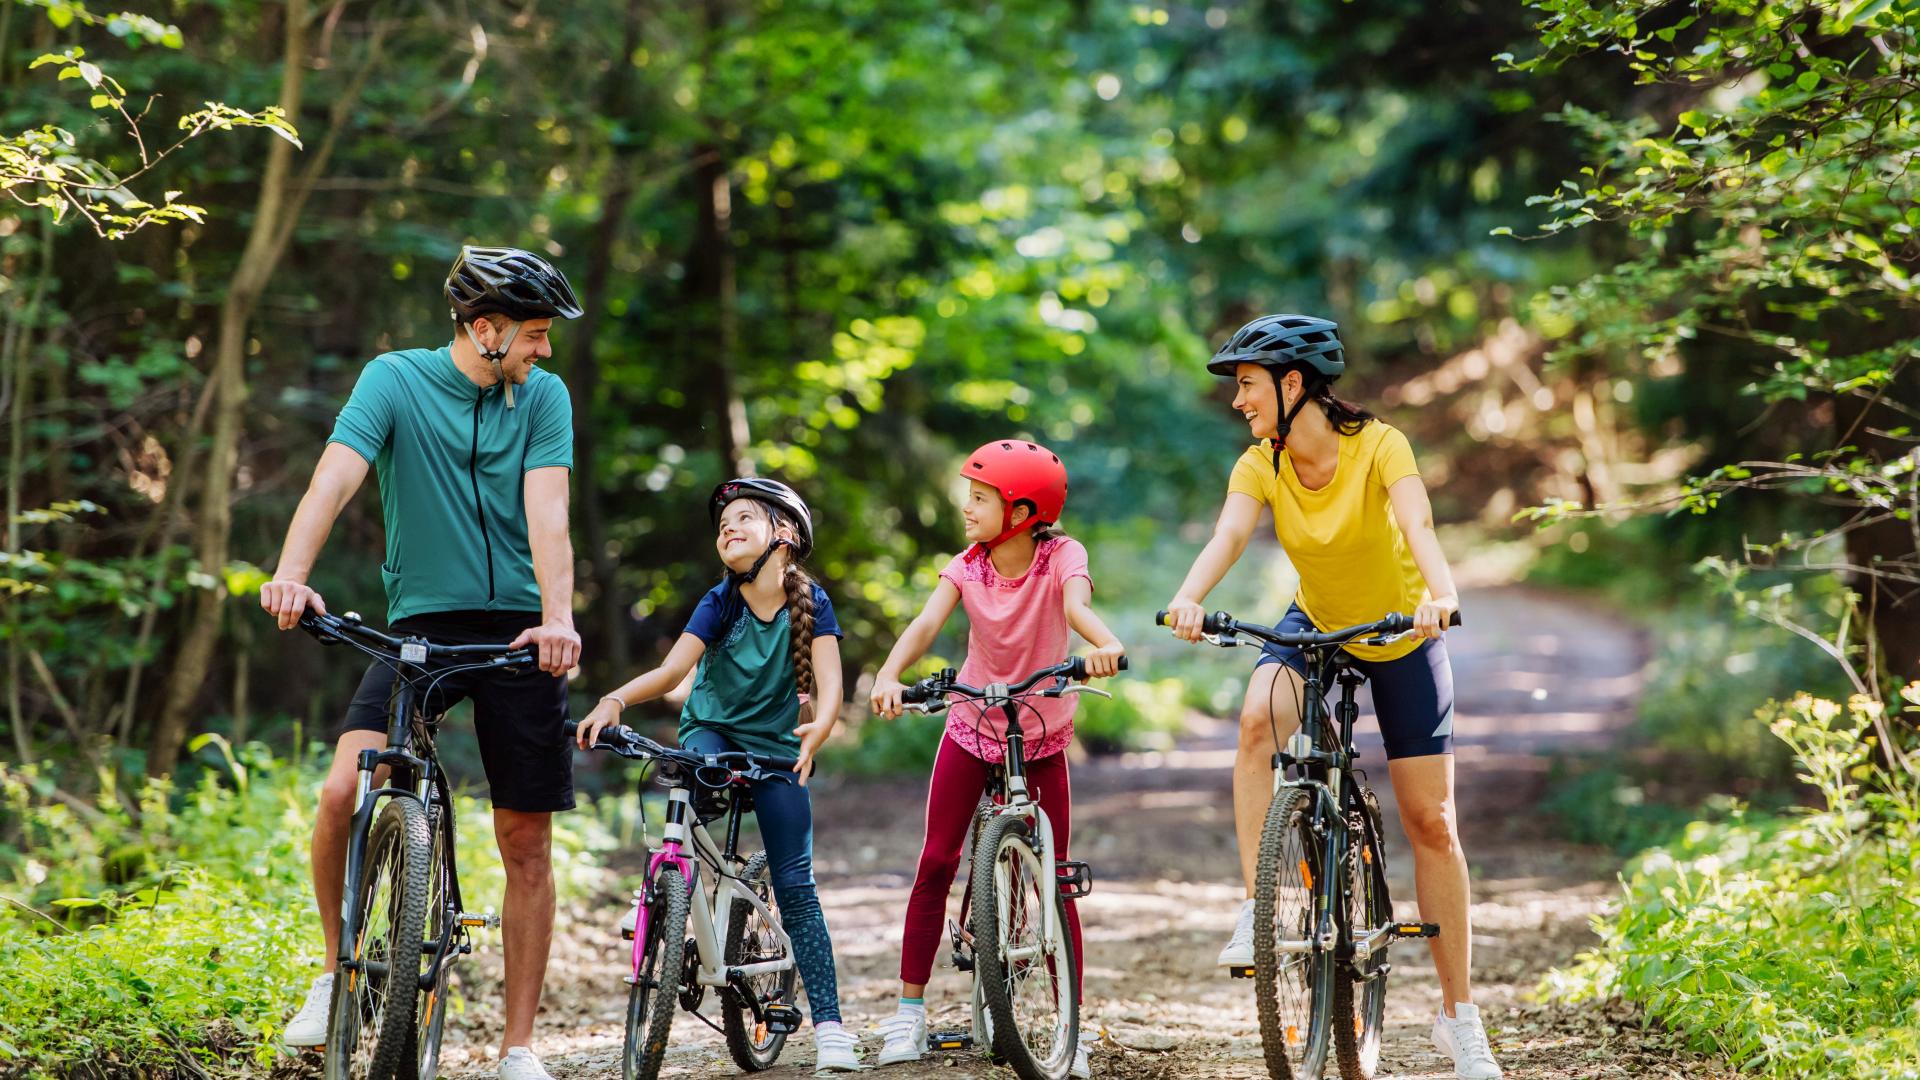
<box><xmin>437</xmin><ymin>585</ymin><xmax>1738</xmax><ymax>1079</ymax></box>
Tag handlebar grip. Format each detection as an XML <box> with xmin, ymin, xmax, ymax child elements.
<box><xmin>1450</xmin><ymin>610</ymin><xmax>1464</xmax><ymax>627</ymax></box>
<box><xmin>562</xmin><ymin>720</ymin><xmax>629</xmax><ymax>748</ymax></box>
<box><xmin>1202</xmin><ymin>612</ymin><xmax>1233</xmax><ymax>636</ymax></box>
<box><xmin>1065</xmin><ymin>655</ymin><xmax>1130</xmax><ymax>681</ymax></box>
<box><xmin>1382</xmin><ymin>612</ymin><xmax>1413</xmax><ymax>633</ymax></box>
<box><xmin>900</xmin><ymin>683</ymin><xmax>933</xmax><ymax>705</ymax></box>
<box><xmin>1154</xmin><ymin>610</ymin><xmax>1169</xmax><ymax>626</ymax></box>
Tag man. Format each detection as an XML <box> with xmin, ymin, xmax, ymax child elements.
<box><xmin>260</xmin><ymin>246</ymin><xmax>585</xmax><ymax>1080</ymax></box>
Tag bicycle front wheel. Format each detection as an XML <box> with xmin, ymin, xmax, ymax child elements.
<box><xmin>325</xmin><ymin>797</ymin><xmax>431</xmax><ymax>1080</ymax></box>
<box><xmin>722</xmin><ymin>853</ymin><xmax>796</xmax><ymax>1071</ymax></box>
<box><xmin>972</xmin><ymin>814</ymin><xmax>1078</xmax><ymax>1080</ymax></box>
<box><xmin>413</xmin><ymin>800</ymin><xmax>454</xmax><ymax>1080</ymax></box>
<box><xmin>1332</xmin><ymin>788</ymin><xmax>1389</xmax><ymax>1079</ymax></box>
<box><xmin>622</xmin><ymin>864</ymin><xmax>689</xmax><ymax>1080</ymax></box>
<box><xmin>1254</xmin><ymin>787</ymin><xmax>1333</xmax><ymax>1080</ymax></box>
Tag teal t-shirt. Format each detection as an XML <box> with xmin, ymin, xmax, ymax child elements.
<box><xmin>326</xmin><ymin>345</ymin><xmax>573</xmax><ymax>623</ymax></box>
<box><xmin>678</xmin><ymin>579</ymin><xmax>844</xmax><ymax>760</ymax></box>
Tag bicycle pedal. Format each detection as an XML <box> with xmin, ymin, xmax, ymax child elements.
<box><xmin>1057</xmin><ymin>859</ymin><xmax>1094</xmax><ymax>900</ymax></box>
<box><xmin>1391</xmin><ymin>922</ymin><xmax>1441</xmax><ymax>940</ymax></box>
<box><xmin>928</xmin><ymin>1029</ymin><xmax>974</xmax><ymax>1051</ymax></box>
<box><xmin>1227</xmin><ymin>965</ymin><xmax>1255</xmax><ymax>979</ymax></box>
<box><xmin>761</xmin><ymin>1003</ymin><xmax>802</xmax><ymax>1034</ymax></box>
<box><xmin>458</xmin><ymin>911</ymin><xmax>500</xmax><ymax>929</ymax></box>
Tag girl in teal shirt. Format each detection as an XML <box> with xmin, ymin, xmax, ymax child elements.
<box><xmin>578</xmin><ymin>479</ymin><xmax>860</xmax><ymax>1071</ymax></box>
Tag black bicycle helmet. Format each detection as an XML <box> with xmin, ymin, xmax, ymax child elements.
<box><xmin>1206</xmin><ymin>313</ymin><xmax>1345</xmax><ymax>379</ymax></box>
<box><xmin>710</xmin><ymin>478</ymin><xmax>815</xmax><ymax>560</ymax></box>
<box><xmin>445</xmin><ymin>245</ymin><xmax>584</xmax><ymax>324</ymax></box>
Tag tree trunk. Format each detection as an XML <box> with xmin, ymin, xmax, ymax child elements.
<box><xmin>152</xmin><ymin>0</ymin><xmax>386</xmax><ymax>774</ymax></box>
<box><xmin>689</xmin><ymin>0</ymin><xmax>749</xmax><ymax>475</ymax></box>
<box><xmin>569</xmin><ymin>0</ymin><xmax>648</xmax><ymax>679</ymax></box>
<box><xmin>3</xmin><ymin>215</ymin><xmax>56</xmax><ymax>764</ymax></box>
<box><xmin>1837</xmin><ymin>369</ymin><xmax>1920</xmax><ymax>686</ymax></box>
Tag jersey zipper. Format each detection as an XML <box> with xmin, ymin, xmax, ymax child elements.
<box><xmin>470</xmin><ymin>391</ymin><xmax>497</xmax><ymax>603</ymax></box>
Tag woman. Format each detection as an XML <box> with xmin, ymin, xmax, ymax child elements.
<box><xmin>1163</xmin><ymin>313</ymin><xmax>1500</xmax><ymax>1080</ymax></box>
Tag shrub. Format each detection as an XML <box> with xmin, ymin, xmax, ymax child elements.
<box><xmin>1543</xmin><ymin>687</ymin><xmax>1920</xmax><ymax>1079</ymax></box>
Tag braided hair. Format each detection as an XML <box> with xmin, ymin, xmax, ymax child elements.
<box><xmin>779</xmin><ymin>535</ymin><xmax>818</xmax><ymax>727</ymax></box>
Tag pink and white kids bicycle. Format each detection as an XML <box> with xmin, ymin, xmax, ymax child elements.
<box><xmin>568</xmin><ymin>722</ymin><xmax>804</xmax><ymax>1080</ymax></box>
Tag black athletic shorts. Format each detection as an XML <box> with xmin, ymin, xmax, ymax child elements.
<box><xmin>338</xmin><ymin>609</ymin><xmax>574</xmax><ymax>813</ymax></box>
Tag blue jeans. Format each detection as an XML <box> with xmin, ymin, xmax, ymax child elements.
<box><xmin>680</xmin><ymin>728</ymin><xmax>841</xmax><ymax>1024</ymax></box>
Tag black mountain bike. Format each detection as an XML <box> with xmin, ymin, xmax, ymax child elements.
<box><xmin>899</xmin><ymin>655</ymin><xmax>1126</xmax><ymax>1080</ymax></box>
<box><xmin>1158</xmin><ymin>608</ymin><xmax>1457</xmax><ymax>1080</ymax></box>
<box><xmin>299</xmin><ymin>611</ymin><xmax>529</xmax><ymax>1080</ymax></box>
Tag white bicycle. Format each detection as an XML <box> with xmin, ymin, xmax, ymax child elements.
<box><xmin>568</xmin><ymin>722</ymin><xmax>803</xmax><ymax>1079</ymax></box>
<box><xmin>900</xmin><ymin>655</ymin><xmax>1126</xmax><ymax>1080</ymax></box>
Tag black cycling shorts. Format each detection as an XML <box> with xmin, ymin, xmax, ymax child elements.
<box><xmin>1252</xmin><ymin>602</ymin><xmax>1455</xmax><ymax>760</ymax></box>
<box><xmin>339</xmin><ymin>609</ymin><xmax>574</xmax><ymax>813</ymax></box>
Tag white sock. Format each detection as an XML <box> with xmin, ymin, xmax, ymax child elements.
<box><xmin>816</xmin><ymin>1020</ymin><xmax>845</xmax><ymax>1036</ymax></box>
<box><xmin>897</xmin><ymin>1000</ymin><xmax>926</xmax><ymax>1017</ymax></box>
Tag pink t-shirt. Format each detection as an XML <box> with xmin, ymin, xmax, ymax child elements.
<box><xmin>937</xmin><ymin>536</ymin><xmax>1092</xmax><ymax>763</ymax></box>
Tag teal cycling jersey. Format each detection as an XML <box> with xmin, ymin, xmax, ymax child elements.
<box><xmin>327</xmin><ymin>345</ymin><xmax>573</xmax><ymax>623</ymax></box>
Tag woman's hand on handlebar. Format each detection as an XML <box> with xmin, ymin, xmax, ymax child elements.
<box><xmin>869</xmin><ymin>675</ymin><xmax>907</xmax><ymax>719</ymax></box>
<box><xmin>261</xmin><ymin>579</ymin><xmax>326</xmax><ymax>631</ymax></box>
<box><xmin>1084</xmin><ymin>640</ymin><xmax>1126</xmax><ymax>678</ymax></box>
<box><xmin>1163</xmin><ymin>597</ymin><xmax>1206</xmax><ymax>643</ymax></box>
<box><xmin>1413</xmin><ymin>594</ymin><xmax>1458</xmax><ymax>640</ymax></box>
<box><xmin>577</xmin><ymin>696</ymin><xmax>623</xmax><ymax>750</ymax></box>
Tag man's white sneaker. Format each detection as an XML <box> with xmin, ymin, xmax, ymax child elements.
<box><xmin>875</xmin><ymin>1009</ymin><xmax>928</xmax><ymax>1065</ymax></box>
<box><xmin>1431</xmin><ymin>1003</ymin><xmax>1503</xmax><ymax>1079</ymax></box>
<box><xmin>498</xmin><ymin>1046</ymin><xmax>557</xmax><ymax>1080</ymax></box>
<box><xmin>813</xmin><ymin>1021</ymin><xmax>865</xmax><ymax>1072</ymax></box>
<box><xmin>1216</xmin><ymin>898</ymin><xmax>1257</xmax><ymax>967</ymax></box>
<box><xmin>283</xmin><ymin>973</ymin><xmax>333</xmax><ymax>1047</ymax></box>
<box><xmin>1070</xmin><ymin>1030</ymin><xmax>1097</xmax><ymax>1078</ymax></box>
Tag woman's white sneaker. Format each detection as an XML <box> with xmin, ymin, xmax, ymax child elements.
<box><xmin>875</xmin><ymin>1009</ymin><xmax>928</xmax><ymax>1065</ymax></box>
<box><xmin>283</xmin><ymin>973</ymin><xmax>332</xmax><ymax>1047</ymax></box>
<box><xmin>1431</xmin><ymin>1002</ymin><xmax>1503</xmax><ymax>1079</ymax></box>
<box><xmin>1070</xmin><ymin>1030</ymin><xmax>1097</xmax><ymax>1078</ymax></box>
<box><xmin>813</xmin><ymin>1021</ymin><xmax>866</xmax><ymax>1072</ymax></box>
<box><xmin>1216</xmin><ymin>898</ymin><xmax>1257</xmax><ymax>967</ymax></box>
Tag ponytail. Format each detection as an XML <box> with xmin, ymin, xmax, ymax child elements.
<box><xmin>1310</xmin><ymin>378</ymin><xmax>1375</xmax><ymax>435</ymax></box>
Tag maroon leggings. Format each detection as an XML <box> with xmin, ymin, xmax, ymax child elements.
<box><xmin>900</xmin><ymin>733</ymin><xmax>1083</xmax><ymax>996</ymax></box>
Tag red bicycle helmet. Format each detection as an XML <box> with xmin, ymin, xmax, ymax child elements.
<box><xmin>961</xmin><ymin>440</ymin><xmax>1068</xmax><ymax>548</ymax></box>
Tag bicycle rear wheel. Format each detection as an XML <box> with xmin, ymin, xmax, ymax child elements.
<box><xmin>972</xmin><ymin>814</ymin><xmax>1077</xmax><ymax>1080</ymax></box>
<box><xmin>1254</xmin><ymin>787</ymin><xmax>1333</xmax><ymax>1080</ymax></box>
<box><xmin>622</xmin><ymin>864</ymin><xmax>689</xmax><ymax>1080</ymax></box>
<box><xmin>1332</xmin><ymin>788</ymin><xmax>1389</xmax><ymax>1079</ymax></box>
<box><xmin>722</xmin><ymin>853</ymin><xmax>796</xmax><ymax>1071</ymax></box>
<box><xmin>324</xmin><ymin>797</ymin><xmax>431</xmax><ymax>1080</ymax></box>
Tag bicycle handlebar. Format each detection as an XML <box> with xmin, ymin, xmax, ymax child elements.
<box><xmin>900</xmin><ymin>655</ymin><xmax>1128</xmax><ymax>706</ymax></box>
<box><xmin>299</xmin><ymin>611</ymin><xmax>535</xmax><ymax>666</ymax></box>
<box><xmin>562</xmin><ymin>720</ymin><xmax>801</xmax><ymax>778</ymax></box>
<box><xmin>1153</xmin><ymin>607</ymin><xmax>1461</xmax><ymax>647</ymax></box>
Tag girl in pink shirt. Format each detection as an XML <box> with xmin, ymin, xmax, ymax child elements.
<box><xmin>868</xmin><ymin>440</ymin><xmax>1125</xmax><ymax>1074</ymax></box>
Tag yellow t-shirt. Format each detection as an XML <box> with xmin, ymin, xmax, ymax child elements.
<box><xmin>1227</xmin><ymin>421</ymin><xmax>1428</xmax><ymax>662</ymax></box>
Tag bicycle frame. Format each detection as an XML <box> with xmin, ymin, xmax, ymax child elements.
<box><xmin>967</xmin><ymin>695</ymin><xmax>1065</xmax><ymax>951</ymax></box>
<box><xmin>629</xmin><ymin>783</ymin><xmax>796</xmax><ymax>993</ymax></box>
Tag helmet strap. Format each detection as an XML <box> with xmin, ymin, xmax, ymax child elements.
<box><xmin>731</xmin><ymin>538</ymin><xmax>790</xmax><ymax>585</ymax></box>
<box><xmin>983</xmin><ymin>500</ymin><xmax>1037</xmax><ymax>549</ymax></box>
<box><xmin>462</xmin><ymin>318</ymin><xmax>523</xmax><ymax>409</ymax></box>
<box><xmin>1269</xmin><ymin>372</ymin><xmax>1321</xmax><ymax>473</ymax></box>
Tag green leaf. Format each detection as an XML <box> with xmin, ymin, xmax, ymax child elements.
<box><xmin>1795</xmin><ymin>71</ymin><xmax>1821</xmax><ymax>92</ymax></box>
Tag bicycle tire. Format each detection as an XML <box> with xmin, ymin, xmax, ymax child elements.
<box><xmin>722</xmin><ymin>853</ymin><xmax>796</xmax><ymax>1072</ymax></box>
<box><xmin>972</xmin><ymin>814</ymin><xmax>1078</xmax><ymax>1080</ymax></box>
<box><xmin>1254</xmin><ymin>787</ymin><xmax>1333</xmax><ymax>1080</ymax></box>
<box><xmin>1332</xmin><ymin>788</ymin><xmax>1388</xmax><ymax>1080</ymax></box>
<box><xmin>413</xmin><ymin>801</ymin><xmax>454</xmax><ymax>1080</ymax></box>
<box><xmin>622</xmin><ymin>864</ymin><xmax>689</xmax><ymax>1080</ymax></box>
<box><xmin>324</xmin><ymin>797</ymin><xmax>431</xmax><ymax>1080</ymax></box>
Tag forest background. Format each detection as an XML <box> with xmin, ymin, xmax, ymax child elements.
<box><xmin>3</xmin><ymin>0</ymin><xmax>1918</xmax><ymax>1077</ymax></box>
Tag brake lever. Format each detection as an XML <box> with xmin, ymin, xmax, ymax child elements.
<box><xmin>1203</xmin><ymin>632</ymin><xmax>1238</xmax><ymax>648</ymax></box>
<box><xmin>1056</xmin><ymin>684</ymin><xmax>1112</xmax><ymax>700</ymax></box>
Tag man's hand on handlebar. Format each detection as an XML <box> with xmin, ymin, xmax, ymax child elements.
<box><xmin>509</xmin><ymin>619</ymin><xmax>582</xmax><ymax>676</ymax></box>
<box><xmin>261</xmin><ymin>579</ymin><xmax>326</xmax><ymax>631</ymax></box>
<box><xmin>1162</xmin><ymin>597</ymin><xmax>1207</xmax><ymax>643</ymax></box>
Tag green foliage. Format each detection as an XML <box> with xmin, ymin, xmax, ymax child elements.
<box><xmin>0</xmin><ymin>739</ymin><xmax>615</xmax><ymax>1076</ymax></box>
<box><xmin>1072</xmin><ymin>676</ymin><xmax>1187</xmax><ymax>754</ymax></box>
<box><xmin>1540</xmin><ymin>761</ymin><xmax>1740</xmax><ymax>854</ymax></box>
<box><xmin>1545</xmin><ymin>686</ymin><xmax>1920</xmax><ymax>1078</ymax></box>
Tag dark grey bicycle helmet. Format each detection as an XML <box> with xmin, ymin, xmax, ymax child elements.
<box><xmin>445</xmin><ymin>245</ymin><xmax>584</xmax><ymax>324</ymax></box>
<box><xmin>710</xmin><ymin>478</ymin><xmax>815</xmax><ymax>560</ymax></box>
<box><xmin>1206</xmin><ymin>313</ymin><xmax>1345</xmax><ymax>379</ymax></box>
